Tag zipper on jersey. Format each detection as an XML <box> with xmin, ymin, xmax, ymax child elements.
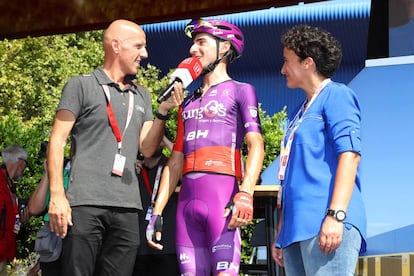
<box><xmin>192</xmin><ymin>94</ymin><xmax>203</xmax><ymax>172</ymax></box>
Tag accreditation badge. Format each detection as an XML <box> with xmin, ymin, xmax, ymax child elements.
<box><xmin>112</xmin><ymin>153</ymin><xmax>126</xmax><ymax>176</ymax></box>
<box><xmin>145</xmin><ymin>206</ymin><xmax>153</xmax><ymax>221</ymax></box>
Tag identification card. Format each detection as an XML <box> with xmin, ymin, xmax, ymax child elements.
<box><xmin>277</xmin><ymin>185</ymin><xmax>283</xmax><ymax>209</ymax></box>
<box><xmin>145</xmin><ymin>206</ymin><xmax>153</xmax><ymax>221</ymax></box>
<box><xmin>112</xmin><ymin>153</ymin><xmax>126</xmax><ymax>176</ymax></box>
<box><xmin>14</xmin><ymin>214</ymin><xmax>21</xmax><ymax>234</ymax></box>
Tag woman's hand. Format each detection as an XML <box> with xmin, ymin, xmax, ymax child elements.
<box><xmin>271</xmin><ymin>237</ymin><xmax>284</xmax><ymax>267</ymax></box>
<box><xmin>319</xmin><ymin>216</ymin><xmax>344</xmax><ymax>255</ymax></box>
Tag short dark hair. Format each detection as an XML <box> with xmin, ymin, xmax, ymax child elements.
<box><xmin>281</xmin><ymin>24</ymin><xmax>342</xmax><ymax>78</ymax></box>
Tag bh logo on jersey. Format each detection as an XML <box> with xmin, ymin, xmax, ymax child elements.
<box><xmin>216</xmin><ymin>261</ymin><xmax>239</xmax><ymax>272</ymax></box>
<box><xmin>186</xmin><ymin>129</ymin><xmax>209</xmax><ymax>141</ymax></box>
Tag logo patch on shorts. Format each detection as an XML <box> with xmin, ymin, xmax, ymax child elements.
<box><xmin>179</xmin><ymin>252</ymin><xmax>191</xmax><ymax>264</ymax></box>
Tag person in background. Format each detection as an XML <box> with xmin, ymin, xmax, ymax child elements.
<box><xmin>133</xmin><ymin>135</ymin><xmax>179</xmax><ymax>276</ymax></box>
<box><xmin>28</xmin><ymin>141</ymin><xmax>72</xmax><ymax>276</ymax></box>
<box><xmin>271</xmin><ymin>24</ymin><xmax>366</xmax><ymax>275</ymax></box>
<box><xmin>47</xmin><ymin>19</ymin><xmax>183</xmax><ymax>276</ymax></box>
<box><xmin>0</xmin><ymin>145</ymin><xmax>29</xmax><ymax>276</ymax></box>
<box><xmin>147</xmin><ymin>18</ymin><xmax>264</xmax><ymax>276</ymax></box>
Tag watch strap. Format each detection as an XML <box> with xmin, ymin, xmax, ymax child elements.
<box><xmin>155</xmin><ymin>111</ymin><xmax>170</xmax><ymax>120</ymax></box>
<box><xmin>326</xmin><ymin>209</ymin><xmax>336</xmax><ymax>217</ymax></box>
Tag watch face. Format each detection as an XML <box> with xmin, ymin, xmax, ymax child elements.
<box><xmin>336</xmin><ymin>210</ymin><xmax>346</xmax><ymax>221</ymax></box>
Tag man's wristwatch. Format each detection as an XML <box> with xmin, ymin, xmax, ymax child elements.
<box><xmin>155</xmin><ymin>111</ymin><xmax>170</xmax><ymax>121</ymax></box>
<box><xmin>326</xmin><ymin>209</ymin><xmax>347</xmax><ymax>222</ymax></box>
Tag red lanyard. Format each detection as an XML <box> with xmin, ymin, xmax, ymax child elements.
<box><xmin>102</xmin><ymin>84</ymin><xmax>134</xmax><ymax>152</ymax></box>
<box><xmin>141</xmin><ymin>167</ymin><xmax>152</xmax><ymax>196</ymax></box>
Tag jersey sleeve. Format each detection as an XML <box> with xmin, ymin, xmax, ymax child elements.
<box><xmin>237</xmin><ymin>83</ymin><xmax>262</xmax><ymax>134</ymax></box>
<box><xmin>173</xmin><ymin>107</ymin><xmax>184</xmax><ymax>153</ymax></box>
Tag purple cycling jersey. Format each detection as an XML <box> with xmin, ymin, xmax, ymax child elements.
<box><xmin>174</xmin><ymin>80</ymin><xmax>261</xmax><ymax>178</ymax></box>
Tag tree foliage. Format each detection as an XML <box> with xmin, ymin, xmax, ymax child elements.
<box><xmin>0</xmin><ymin>30</ymin><xmax>286</xmax><ymax>268</ymax></box>
<box><xmin>0</xmin><ymin>31</ymin><xmax>104</xmax><ymax>262</ymax></box>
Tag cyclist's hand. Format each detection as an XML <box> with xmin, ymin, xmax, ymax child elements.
<box><xmin>146</xmin><ymin>215</ymin><xmax>164</xmax><ymax>250</ymax></box>
<box><xmin>225</xmin><ymin>191</ymin><xmax>254</xmax><ymax>229</ymax></box>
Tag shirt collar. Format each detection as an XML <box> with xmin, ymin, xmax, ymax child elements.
<box><xmin>93</xmin><ymin>68</ymin><xmax>139</xmax><ymax>94</ymax></box>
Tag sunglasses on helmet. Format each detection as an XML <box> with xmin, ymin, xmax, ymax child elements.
<box><xmin>184</xmin><ymin>19</ymin><xmax>216</xmax><ymax>38</ymax></box>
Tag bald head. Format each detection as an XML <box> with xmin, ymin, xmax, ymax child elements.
<box><xmin>101</xmin><ymin>19</ymin><xmax>148</xmax><ymax>79</ymax></box>
<box><xmin>103</xmin><ymin>19</ymin><xmax>145</xmax><ymax>51</ymax></box>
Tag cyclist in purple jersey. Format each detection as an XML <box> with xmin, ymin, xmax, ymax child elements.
<box><xmin>146</xmin><ymin>18</ymin><xmax>264</xmax><ymax>276</ymax></box>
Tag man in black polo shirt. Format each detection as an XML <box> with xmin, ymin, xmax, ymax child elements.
<box><xmin>46</xmin><ymin>19</ymin><xmax>184</xmax><ymax>276</ymax></box>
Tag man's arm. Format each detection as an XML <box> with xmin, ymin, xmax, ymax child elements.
<box><xmin>147</xmin><ymin>150</ymin><xmax>183</xmax><ymax>250</ymax></box>
<box><xmin>139</xmin><ymin>119</ymin><xmax>166</xmax><ymax>158</ymax></box>
<box><xmin>28</xmin><ymin>160</ymin><xmax>49</xmax><ymax>216</ymax></box>
<box><xmin>153</xmin><ymin>150</ymin><xmax>183</xmax><ymax>214</ymax></box>
<box><xmin>227</xmin><ymin>131</ymin><xmax>264</xmax><ymax>229</ymax></box>
<box><xmin>47</xmin><ymin>109</ymin><xmax>75</xmax><ymax>238</ymax></box>
<box><xmin>239</xmin><ymin>132</ymin><xmax>264</xmax><ymax>195</ymax></box>
<box><xmin>139</xmin><ymin>83</ymin><xmax>183</xmax><ymax>158</ymax></box>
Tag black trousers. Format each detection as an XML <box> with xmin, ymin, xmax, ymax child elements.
<box><xmin>40</xmin><ymin>259</ymin><xmax>61</xmax><ymax>276</ymax></box>
<box><xmin>133</xmin><ymin>254</ymin><xmax>180</xmax><ymax>276</ymax></box>
<box><xmin>60</xmin><ymin>206</ymin><xmax>140</xmax><ymax>276</ymax></box>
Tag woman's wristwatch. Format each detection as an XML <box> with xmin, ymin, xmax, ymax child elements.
<box><xmin>326</xmin><ymin>209</ymin><xmax>347</xmax><ymax>222</ymax></box>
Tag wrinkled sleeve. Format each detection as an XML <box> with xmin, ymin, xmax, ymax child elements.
<box><xmin>324</xmin><ymin>86</ymin><xmax>362</xmax><ymax>155</ymax></box>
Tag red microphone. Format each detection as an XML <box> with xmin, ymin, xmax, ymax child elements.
<box><xmin>157</xmin><ymin>57</ymin><xmax>202</xmax><ymax>103</ymax></box>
